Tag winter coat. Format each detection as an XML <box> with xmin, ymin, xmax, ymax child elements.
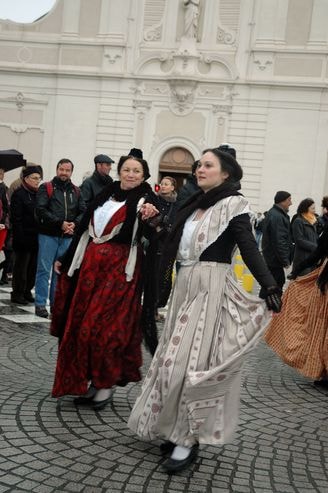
<box><xmin>176</xmin><ymin>175</ymin><xmax>200</xmax><ymax>210</ymax></box>
<box><xmin>10</xmin><ymin>184</ymin><xmax>39</xmax><ymax>252</ymax></box>
<box><xmin>262</xmin><ymin>205</ymin><xmax>293</xmax><ymax>268</ymax></box>
<box><xmin>35</xmin><ymin>177</ymin><xmax>86</xmax><ymax>237</ymax></box>
<box><xmin>292</xmin><ymin>216</ymin><xmax>319</xmax><ymax>275</ymax></box>
<box><xmin>0</xmin><ymin>182</ymin><xmax>9</xmax><ymax>225</ymax></box>
<box><xmin>80</xmin><ymin>170</ymin><xmax>113</xmax><ymax>205</ymax></box>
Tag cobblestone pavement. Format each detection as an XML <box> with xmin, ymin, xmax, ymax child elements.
<box><xmin>0</xmin><ymin>286</ymin><xmax>328</xmax><ymax>493</ymax></box>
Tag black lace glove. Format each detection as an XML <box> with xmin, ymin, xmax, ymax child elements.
<box><xmin>261</xmin><ymin>286</ymin><xmax>282</xmax><ymax>313</ymax></box>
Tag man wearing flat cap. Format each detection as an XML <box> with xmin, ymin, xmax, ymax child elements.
<box><xmin>80</xmin><ymin>154</ymin><xmax>114</xmax><ymax>206</ymax></box>
<box><xmin>261</xmin><ymin>191</ymin><xmax>293</xmax><ymax>290</ymax></box>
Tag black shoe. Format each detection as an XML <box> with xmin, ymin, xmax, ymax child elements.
<box><xmin>74</xmin><ymin>386</ymin><xmax>97</xmax><ymax>405</ymax></box>
<box><xmin>74</xmin><ymin>395</ymin><xmax>95</xmax><ymax>406</ymax></box>
<box><xmin>314</xmin><ymin>379</ymin><xmax>328</xmax><ymax>389</ymax></box>
<box><xmin>11</xmin><ymin>294</ymin><xmax>28</xmax><ymax>305</ymax></box>
<box><xmin>162</xmin><ymin>445</ymin><xmax>198</xmax><ymax>474</ymax></box>
<box><xmin>35</xmin><ymin>306</ymin><xmax>49</xmax><ymax>318</ymax></box>
<box><xmin>92</xmin><ymin>397</ymin><xmax>111</xmax><ymax>411</ymax></box>
<box><xmin>24</xmin><ymin>292</ymin><xmax>35</xmax><ymax>303</ymax></box>
<box><xmin>160</xmin><ymin>441</ymin><xmax>176</xmax><ymax>455</ymax></box>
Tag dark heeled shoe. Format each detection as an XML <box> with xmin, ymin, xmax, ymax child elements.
<box><xmin>92</xmin><ymin>397</ymin><xmax>111</xmax><ymax>411</ymax></box>
<box><xmin>160</xmin><ymin>441</ymin><xmax>176</xmax><ymax>455</ymax></box>
<box><xmin>162</xmin><ymin>444</ymin><xmax>198</xmax><ymax>473</ymax></box>
<box><xmin>73</xmin><ymin>386</ymin><xmax>97</xmax><ymax>405</ymax></box>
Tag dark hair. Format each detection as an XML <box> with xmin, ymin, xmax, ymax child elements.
<box><xmin>297</xmin><ymin>198</ymin><xmax>314</xmax><ymax>215</ymax></box>
<box><xmin>117</xmin><ymin>155</ymin><xmax>150</xmax><ymax>180</ymax></box>
<box><xmin>56</xmin><ymin>158</ymin><xmax>74</xmax><ymax>171</ymax></box>
<box><xmin>161</xmin><ymin>176</ymin><xmax>177</xmax><ymax>190</ymax></box>
<box><xmin>321</xmin><ymin>196</ymin><xmax>328</xmax><ymax>209</ymax></box>
<box><xmin>202</xmin><ymin>148</ymin><xmax>243</xmax><ymax>182</ymax></box>
<box><xmin>191</xmin><ymin>160</ymin><xmax>198</xmax><ymax>175</ymax></box>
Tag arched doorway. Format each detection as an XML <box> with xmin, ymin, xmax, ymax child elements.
<box><xmin>158</xmin><ymin>147</ymin><xmax>195</xmax><ymax>190</ymax></box>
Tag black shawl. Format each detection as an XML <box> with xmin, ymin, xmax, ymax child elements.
<box><xmin>53</xmin><ymin>181</ymin><xmax>157</xmax><ymax>350</ymax></box>
<box><xmin>157</xmin><ymin>180</ymin><xmax>242</xmax><ymax>307</ymax></box>
<box><xmin>61</xmin><ymin>180</ymin><xmax>153</xmax><ymax>271</ymax></box>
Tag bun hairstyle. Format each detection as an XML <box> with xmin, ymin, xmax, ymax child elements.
<box><xmin>117</xmin><ymin>154</ymin><xmax>150</xmax><ymax>180</ymax></box>
<box><xmin>202</xmin><ymin>147</ymin><xmax>243</xmax><ymax>183</ymax></box>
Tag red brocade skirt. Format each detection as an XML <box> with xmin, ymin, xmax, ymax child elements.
<box><xmin>51</xmin><ymin>241</ymin><xmax>143</xmax><ymax>397</ymax></box>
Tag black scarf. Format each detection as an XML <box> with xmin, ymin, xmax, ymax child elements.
<box><xmin>61</xmin><ymin>180</ymin><xmax>153</xmax><ymax>271</ymax></box>
<box><xmin>157</xmin><ymin>180</ymin><xmax>242</xmax><ymax>306</ymax></box>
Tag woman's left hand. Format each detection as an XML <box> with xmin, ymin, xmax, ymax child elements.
<box><xmin>140</xmin><ymin>203</ymin><xmax>159</xmax><ymax>221</ymax></box>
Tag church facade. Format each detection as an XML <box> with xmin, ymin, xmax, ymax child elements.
<box><xmin>0</xmin><ymin>0</ymin><xmax>327</xmax><ymax>211</ymax></box>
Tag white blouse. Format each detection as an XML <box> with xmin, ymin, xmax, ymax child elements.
<box><xmin>93</xmin><ymin>198</ymin><xmax>126</xmax><ymax>238</ymax></box>
<box><xmin>177</xmin><ymin>212</ymin><xmax>199</xmax><ymax>265</ymax></box>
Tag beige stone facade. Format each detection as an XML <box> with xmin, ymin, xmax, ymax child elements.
<box><xmin>0</xmin><ymin>0</ymin><xmax>327</xmax><ymax>212</ymax></box>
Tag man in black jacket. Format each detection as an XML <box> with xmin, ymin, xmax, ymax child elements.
<box><xmin>80</xmin><ymin>154</ymin><xmax>114</xmax><ymax>205</ymax></box>
<box><xmin>34</xmin><ymin>158</ymin><xmax>85</xmax><ymax>318</ymax></box>
<box><xmin>261</xmin><ymin>191</ymin><xmax>293</xmax><ymax>289</ymax></box>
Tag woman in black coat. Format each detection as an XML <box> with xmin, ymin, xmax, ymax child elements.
<box><xmin>10</xmin><ymin>166</ymin><xmax>42</xmax><ymax>304</ymax></box>
<box><xmin>291</xmin><ymin>198</ymin><xmax>319</xmax><ymax>276</ymax></box>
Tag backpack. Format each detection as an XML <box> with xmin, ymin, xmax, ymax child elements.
<box><xmin>45</xmin><ymin>181</ymin><xmax>80</xmax><ymax>198</ymax></box>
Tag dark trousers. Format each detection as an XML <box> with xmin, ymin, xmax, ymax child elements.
<box><xmin>12</xmin><ymin>251</ymin><xmax>38</xmax><ymax>297</ymax></box>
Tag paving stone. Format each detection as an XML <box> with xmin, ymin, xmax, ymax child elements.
<box><xmin>1</xmin><ymin>292</ymin><xmax>328</xmax><ymax>492</ymax></box>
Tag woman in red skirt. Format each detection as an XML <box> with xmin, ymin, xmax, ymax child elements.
<box><xmin>51</xmin><ymin>153</ymin><xmax>158</xmax><ymax>410</ymax></box>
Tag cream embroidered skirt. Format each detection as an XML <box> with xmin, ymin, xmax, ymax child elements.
<box><xmin>128</xmin><ymin>262</ymin><xmax>271</xmax><ymax>447</ymax></box>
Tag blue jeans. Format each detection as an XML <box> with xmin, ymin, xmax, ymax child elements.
<box><xmin>35</xmin><ymin>234</ymin><xmax>72</xmax><ymax>307</ymax></box>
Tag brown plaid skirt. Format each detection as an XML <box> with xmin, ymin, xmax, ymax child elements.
<box><xmin>265</xmin><ymin>263</ymin><xmax>328</xmax><ymax>379</ymax></box>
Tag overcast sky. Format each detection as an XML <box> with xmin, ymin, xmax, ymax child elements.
<box><xmin>0</xmin><ymin>0</ymin><xmax>56</xmax><ymax>23</ymax></box>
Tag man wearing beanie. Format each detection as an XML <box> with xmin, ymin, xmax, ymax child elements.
<box><xmin>10</xmin><ymin>166</ymin><xmax>42</xmax><ymax>304</ymax></box>
<box><xmin>80</xmin><ymin>154</ymin><xmax>114</xmax><ymax>206</ymax></box>
<box><xmin>261</xmin><ymin>191</ymin><xmax>293</xmax><ymax>289</ymax></box>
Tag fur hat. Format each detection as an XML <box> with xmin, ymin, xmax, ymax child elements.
<box><xmin>22</xmin><ymin>166</ymin><xmax>42</xmax><ymax>178</ymax></box>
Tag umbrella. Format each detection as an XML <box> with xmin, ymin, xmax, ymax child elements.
<box><xmin>0</xmin><ymin>149</ymin><xmax>26</xmax><ymax>172</ymax></box>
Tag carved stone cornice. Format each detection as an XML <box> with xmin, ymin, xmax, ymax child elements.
<box><xmin>132</xmin><ymin>99</ymin><xmax>152</xmax><ymax>120</ymax></box>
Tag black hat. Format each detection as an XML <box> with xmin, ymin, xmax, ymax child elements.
<box><xmin>94</xmin><ymin>154</ymin><xmax>114</xmax><ymax>165</ymax></box>
<box><xmin>22</xmin><ymin>166</ymin><xmax>42</xmax><ymax>178</ymax></box>
<box><xmin>274</xmin><ymin>191</ymin><xmax>291</xmax><ymax>204</ymax></box>
<box><xmin>217</xmin><ymin>143</ymin><xmax>236</xmax><ymax>159</ymax></box>
<box><xmin>129</xmin><ymin>148</ymin><xmax>143</xmax><ymax>159</ymax></box>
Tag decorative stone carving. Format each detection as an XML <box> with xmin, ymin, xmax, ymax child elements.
<box><xmin>169</xmin><ymin>80</ymin><xmax>197</xmax><ymax>116</ymax></box>
<box><xmin>16</xmin><ymin>92</ymin><xmax>24</xmax><ymax>111</ymax></box>
<box><xmin>0</xmin><ymin>123</ymin><xmax>43</xmax><ymax>134</ymax></box>
<box><xmin>104</xmin><ymin>52</ymin><xmax>122</xmax><ymax>64</ymax></box>
<box><xmin>254</xmin><ymin>59</ymin><xmax>273</xmax><ymax>71</ymax></box>
<box><xmin>132</xmin><ymin>99</ymin><xmax>152</xmax><ymax>120</ymax></box>
<box><xmin>144</xmin><ymin>23</ymin><xmax>162</xmax><ymax>41</ymax></box>
<box><xmin>212</xmin><ymin>104</ymin><xmax>232</xmax><ymax>115</ymax></box>
<box><xmin>217</xmin><ymin>27</ymin><xmax>235</xmax><ymax>45</ymax></box>
<box><xmin>17</xmin><ymin>46</ymin><xmax>32</xmax><ymax>63</ymax></box>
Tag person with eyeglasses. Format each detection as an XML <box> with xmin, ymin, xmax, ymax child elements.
<box><xmin>10</xmin><ymin>166</ymin><xmax>42</xmax><ymax>304</ymax></box>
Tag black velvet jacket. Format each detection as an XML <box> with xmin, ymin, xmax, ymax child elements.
<box><xmin>199</xmin><ymin>213</ymin><xmax>276</xmax><ymax>288</ymax></box>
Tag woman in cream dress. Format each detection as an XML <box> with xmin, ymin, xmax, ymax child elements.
<box><xmin>128</xmin><ymin>148</ymin><xmax>282</xmax><ymax>473</ymax></box>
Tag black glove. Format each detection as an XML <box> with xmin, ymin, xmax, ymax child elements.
<box><xmin>262</xmin><ymin>286</ymin><xmax>282</xmax><ymax>313</ymax></box>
